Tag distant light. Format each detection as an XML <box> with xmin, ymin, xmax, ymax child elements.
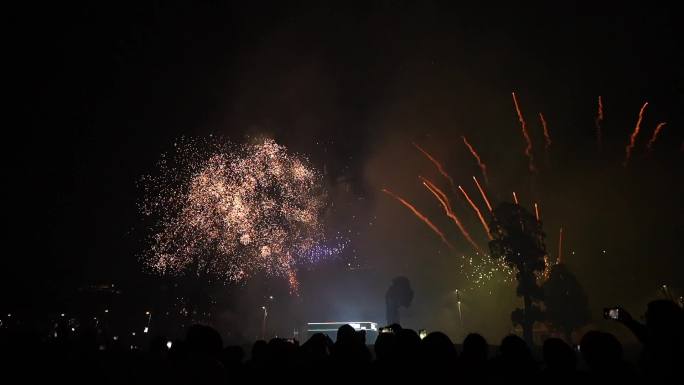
<box><xmin>61</xmin><ymin>313</ymin><xmax>65</xmax><ymax>317</ymax></box>
<box><xmin>602</xmin><ymin>250</ymin><xmax>606</xmax><ymax>254</ymax></box>
<box><xmin>269</xmin><ymin>295</ymin><xmax>274</xmax><ymax>300</ymax></box>
<box><xmin>113</xmin><ymin>336</ymin><xmax>119</xmax><ymax>341</ymax></box>
<box><xmin>143</xmin><ymin>327</ymin><xmax>149</xmax><ymax>334</ymax></box>
<box><xmin>261</xmin><ymin>306</ymin><xmax>266</xmax><ymax>310</ymax></box>
<box><xmin>54</xmin><ymin>332</ymin><xmax>58</xmax><ymax>338</ymax></box>
<box><xmin>6</xmin><ymin>313</ymin><xmax>11</xmax><ymax>318</ymax></box>
<box><xmin>146</xmin><ymin>311</ymin><xmax>151</xmax><ymax>315</ymax></box>
<box><xmin>71</xmin><ymin>327</ymin><xmax>75</xmax><ymax>332</ymax></box>
<box><xmin>93</xmin><ymin>317</ymin><xmax>97</xmax><ymax>320</ymax></box>
<box><xmin>132</xmin><ymin>332</ymin><xmax>136</xmax><ymax>336</ymax></box>
<box><xmin>104</xmin><ymin>309</ymin><xmax>109</xmax><ymax>313</ymax></box>
<box><xmin>166</xmin><ymin>341</ymin><xmax>173</xmax><ymax>349</ymax></box>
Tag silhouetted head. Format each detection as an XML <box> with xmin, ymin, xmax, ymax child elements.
<box><xmin>186</xmin><ymin>324</ymin><xmax>223</xmax><ymax>356</ymax></box>
<box><xmin>396</xmin><ymin>328</ymin><xmax>420</xmax><ymax>361</ymax></box>
<box><xmin>645</xmin><ymin>300</ymin><xmax>683</xmax><ymax>335</ymax></box>
<box><xmin>421</xmin><ymin>331</ymin><xmax>457</xmax><ymax>362</ymax></box>
<box><xmin>268</xmin><ymin>338</ymin><xmax>297</xmax><ymax>365</ymax></box>
<box><xmin>337</xmin><ymin>324</ymin><xmax>356</xmax><ymax>344</ymax></box>
<box><xmin>251</xmin><ymin>340</ymin><xmax>268</xmax><ymax>363</ymax></box>
<box><xmin>221</xmin><ymin>345</ymin><xmax>244</xmax><ymax>366</ymax></box>
<box><xmin>543</xmin><ymin>338</ymin><xmax>576</xmax><ymax>371</ymax></box>
<box><xmin>500</xmin><ymin>334</ymin><xmax>531</xmax><ymax>360</ymax></box>
<box><xmin>355</xmin><ymin>329</ymin><xmax>367</xmax><ymax>345</ymax></box>
<box><xmin>462</xmin><ymin>333</ymin><xmax>489</xmax><ymax>362</ymax></box>
<box><xmin>580</xmin><ymin>331</ymin><xmax>623</xmax><ymax>371</ymax></box>
<box><xmin>302</xmin><ymin>333</ymin><xmax>331</xmax><ymax>358</ymax></box>
<box><xmin>374</xmin><ymin>331</ymin><xmax>397</xmax><ymax>362</ymax></box>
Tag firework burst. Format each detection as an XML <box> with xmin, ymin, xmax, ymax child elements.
<box><xmin>140</xmin><ymin>137</ymin><xmax>329</xmax><ymax>293</ymax></box>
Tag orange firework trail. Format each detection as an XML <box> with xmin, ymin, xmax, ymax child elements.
<box><xmin>472</xmin><ymin>176</ymin><xmax>492</xmax><ymax>212</ymax></box>
<box><xmin>557</xmin><ymin>227</ymin><xmax>563</xmax><ymax>264</ymax></box>
<box><xmin>623</xmin><ymin>102</ymin><xmax>649</xmax><ymax>167</ymax></box>
<box><xmin>512</xmin><ymin>191</ymin><xmax>519</xmax><ymax>204</ymax></box>
<box><xmin>646</xmin><ymin>122</ymin><xmax>667</xmax><ymax>151</ymax></box>
<box><xmin>458</xmin><ymin>185</ymin><xmax>492</xmax><ymax>240</ymax></box>
<box><xmin>419</xmin><ymin>177</ymin><xmax>482</xmax><ymax>252</ymax></box>
<box><xmin>461</xmin><ymin>136</ymin><xmax>489</xmax><ymax>184</ymax></box>
<box><xmin>381</xmin><ymin>188</ymin><xmax>454</xmax><ymax>250</ymax></box>
<box><xmin>534</xmin><ymin>202</ymin><xmax>540</xmax><ymax>221</ymax></box>
<box><xmin>412</xmin><ymin>142</ymin><xmax>456</xmax><ymax>192</ymax></box>
<box><xmin>539</xmin><ymin>112</ymin><xmax>551</xmax><ymax>151</ymax></box>
<box><xmin>512</xmin><ymin>92</ymin><xmax>536</xmax><ymax>172</ymax></box>
<box><xmin>596</xmin><ymin>96</ymin><xmax>604</xmax><ymax>147</ymax></box>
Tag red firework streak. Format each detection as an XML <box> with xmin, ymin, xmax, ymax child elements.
<box><xmin>623</xmin><ymin>102</ymin><xmax>649</xmax><ymax>167</ymax></box>
<box><xmin>420</xmin><ymin>177</ymin><xmax>482</xmax><ymax>252</ymax></box>
<box><xmin>412</xmin><ymin>142</ymin><xmax>457</xmax><ymax>193</ymax></box>
<box><xmin>458</xmin><ymin>185</ymin><xmax>492</xmax><ymax>240</ymax></box>
<box><xmin>596</xmin><ymin>96</ymin><xmax>604</xmax><ymax>147</ymax></box>
<box><xmin>539</xmin><ymin>112</ymin><xmax>551</xmax><ymax>151</ymax></box>
<box><xmin>646</xmin><ymin>122</ymin><xmax>667</xmax><ymax>151</ymax></box>
<box><xmin>461</xmin><ymin>136</ymin><xmax>489</xmax><ymax>184</ymax></box>
<box><xmin>512</xmin><ymin>92</ymin><xmax>536</xmax><ymax>172</ymax></box>
<box><xmin>472</xmin><ymin>176</ymin><xmax>493</xmax><ymax>212</ymax></box>
<box><xmin>382</xmin><ymin>188</ymin><xmax>454</xmax><ymax>250</ymax></box>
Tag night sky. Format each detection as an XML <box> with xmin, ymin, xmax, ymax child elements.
<box><xmin>6</xmin><ymin>2</ymin><xmax>683</xmax><ymax>339</ymax></box>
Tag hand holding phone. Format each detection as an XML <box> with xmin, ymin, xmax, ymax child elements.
<box><xmin>604</xmin><ymin>307</ymin><xmax>620</xmax><ymax>320</ymax></box>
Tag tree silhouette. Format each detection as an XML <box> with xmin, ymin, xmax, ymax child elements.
<box><xmin>542</xmin><ymin>263</ymin><xmax>590</xmax><ymax>342</ymax></box>
<box><xmin>488</xmin><ymin>202</ymin><xmax>546</xmax><ymax>345</ymax></box>
<box><xmin>385</xmin><ymin>276</ymin><xmax>414</xmax><ymax>325</ymax></box>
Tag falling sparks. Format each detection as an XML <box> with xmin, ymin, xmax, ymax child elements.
<box><xmin>458</xmin><ymin>253</ymin><xmax>514</xmax><ymax>288</ymax></box>
<box><xmin>512</xmin><ymin>191</ymin><xmax>519</xmax><ymax>204</ymax></box>
<box><xmin>512</xmin><ymin>92</ymin><xmax>536</xmax><ymax>172</ymax></box>
<box><xmin>461</xmin><ymin>136</ymin><xmax>489</xmax><ymax>184</ymax></box>
<box><xmin>140</xmin><ymin>138</ymin><xmax>328</xmax><ymax>293</ymax></box>
<box><xmin>458</xmin><ymin>185</ymin><xmax>492</xmax><ymax>240</ymax></box>
<box><xmin>382</xmin><ymin>188</ymin><xmax>454</xmax><ymax>250</ymax></box>
<box><xmin>539</xmin><ymin>112</ymin><xmax>551</xmax><ymax>152</ymax></box>
<box><xmin>534</xmin><ymin>203</ymin><xmax>540</xmax><ymax>221</ymax></box>
<box><xmin>596</xmin><ymin>95</ymin><xmax>604</xmax><ymax>147</ymax></box>
<box><xmin>623</xmin><ymin>102</ymin><xmax>649</xmax><ymax>167</ymax></box>
<box><xmin>646</xmin><ymin>122</ymin><xmax>667</xmax><ymax>151</ymax></box>
<box><xmin>472</xmin><ymin>176</ymin><xmax>493</xmax><ymax>212</ymax></box>
<box><xmin>541</xmin><ymin>254</ymin><xmax>551</xmax><ymax>281</ymax></box>
<box><xmin>420</xmin><ymin>177</ymin><xmax>481</xmax><ymax>252</ymax></box>
<box><xmin>412</xmin><ymin>142</ymin><xmax>456</xmax><ymax>192</ymax></box>
<box><xmin>298</xmin><ymin>235</ymin><xmax>350</xmax><ymax>265</ymax></box>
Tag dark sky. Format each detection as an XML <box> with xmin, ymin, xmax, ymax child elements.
<box><xmin>6</xmin><ymin>2</ymin><xmax>683</xmax><ymax>335</ymax></box>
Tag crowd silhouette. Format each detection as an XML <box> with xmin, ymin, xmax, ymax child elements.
<box><xmin>2</xmin><ymin>300</ymin><xmax>681</xmax><ymax>384</ymax></box>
